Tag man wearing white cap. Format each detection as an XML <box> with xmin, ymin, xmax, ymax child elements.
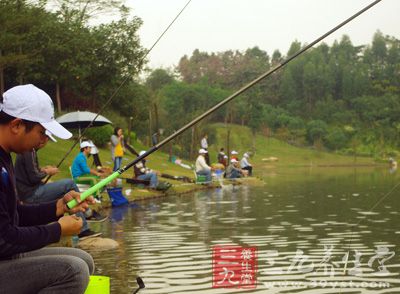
<box><xmin>225</xmin><ymin>158</ymin><xmax>244</xmax><ymax>179</ymax></box>
<box><xmin>230</xmin><ymin>150</ymin><xmax>239</xmax><ymax>161</ymax></box>
<box><xmin>240</xmin><ymin>152</ymin><xmax>253</xmax><ymax>176</ymax></box>
<box><xmin>71</xmin><ymin>141</ymin><xmax>105</xmax><ymax>187</ymax></box>
<box><xmin>0</xmin><ymin>84</ymin><xmax>95</xmax><ymax>293</ymax></box>
<box><xmin>195</xmin><ymin>148</ymin><xmax>212</xmax><ymax>182</ymax></box>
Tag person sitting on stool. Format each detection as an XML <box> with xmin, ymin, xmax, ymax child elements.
<box><xmin>195</xmin><ymin>148</ymin><xmax>213</xmax><ymax>182</ymax></box>
<box><xmin>134</xmin><ymin>150</ymin><xmax>159</xmax><ymax>189</ymax></box>
<box><xmin>240</xmin><ymin>152</ymin><xmax>253</xmax><ymax>176</ymax></box>
<box><xmin>226</xmin><ymin>158</ymin><xmax>245</xmax><ymax>179</ymax></box>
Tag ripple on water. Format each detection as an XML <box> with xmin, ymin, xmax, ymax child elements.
<box><xmin>358</xmin><ymin>211</ymin><xmax>380</xmax><ymax>216</ymax></box>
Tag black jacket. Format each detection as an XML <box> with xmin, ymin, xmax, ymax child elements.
<box><xmin>0</xmin><ymin>147</ymin><xmax>61</xmax><ymax>260</ymax></box>
<box><xmin>14</xmin><ymin>150</ymin><xmax>46</xmax><ymax>201</ymax></box>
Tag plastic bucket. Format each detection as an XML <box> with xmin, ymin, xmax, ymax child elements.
<box><xmin>197</xmin><ymin>174</ymin><xmax>208</xmax><ymax>183</ymax></box>
<box><xmin>85</xmin><ymin>275</ymin><xmax>110</xmax><ymax>294</ymax></box>
<box><xmin>107</xmin><ymin>187</ymin><xmax>129</xmax><ymax>207</ymax></box>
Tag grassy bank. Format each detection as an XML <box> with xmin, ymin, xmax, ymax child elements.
<box><xmin>208</xmin><ymin>123</ymin><xmax>377</xmax><ymax>167</ymax></box>
<box><xmin>32</xmin><ymin>123</ymin><xmax>378</xmax><ymax>204</ymax></box>
<box><xmin>38</xmin><ymin>123</ymin><xmax>377</xmax><ymax>181</ymax></box>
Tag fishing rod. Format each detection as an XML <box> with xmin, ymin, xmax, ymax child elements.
<box><xmin>68</xmin><ymin>0</ymin><xmax>382</xmax><ymax>208</ymax></box>
<box><xmin>133</xmin><ymin>277</ymin><xmax>145</xmax><ymax>293</ymax></box>
<box><xmin>45</xmin><ymin>0</ymin><xmax>192</xmax><ymax>183</ymax></box>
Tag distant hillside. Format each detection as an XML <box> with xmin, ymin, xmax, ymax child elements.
<box><xmin>207</xmin><ymin>123</ymin><xmax>376</xmax><ymax>167</ymax></box>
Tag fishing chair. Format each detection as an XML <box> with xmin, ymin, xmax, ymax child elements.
<box><xmin>125</xmin><ymin>177</ymin><xmax>151</xmax><ymax>188</ymax></box>
<box><xmin>193</xmin><ymin>170</ymin><xmax>211</xmax><ymax>184</ymax></box>
<box><xmin>69</xmin><ymin>166</ymin><xmax>101</xmax><ymax>198</ymax></box>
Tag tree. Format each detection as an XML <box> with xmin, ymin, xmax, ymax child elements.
<box><xmin>306</xmin><ymin>120</ymin><xmax>328</xmax><ymax>147</ymax></box>
<box><xmin>325</xmin><ymin>127</ymin><xmax>348</xmax><ymax>150</ymax></box>
<box><xmin>49</xmin><ymin>0</ymin><xmax>127</xmax><ymax>25</ymax></box>
<box><xmin>0</xmin><ymin>0</ymin><xmax>50</xmax><ymax>90</ymax></box>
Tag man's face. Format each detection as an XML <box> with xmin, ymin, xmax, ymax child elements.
<box><xmin>12</xmin><ymin>120</ymin><xmax>48</xmax><ymax>153</ymax></box>
<box><xmin>83</xmin><ymin>146</ymin><xmax>91</xmax><ymax>155</ymax></box>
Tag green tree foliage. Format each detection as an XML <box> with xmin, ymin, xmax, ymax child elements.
<box><xmin>170</xmin><ymin>32</ymin><xmax>400</xmax><ymax>156</ymax></box>
<box><xmin>325</xmin><ymin>127</ymin><xmax>349</xmax><ymax>151</ymax></box>
<box><xmin>2</xmin><ymin>1</ymin><xmax>400</xmax><ymax>158</ymax></box>
<box><xmin>85</xmin><ymin>124</ymin><xmax>114</xmax><ymax>147</ymax></box>
<box><xmin>306</xmin><ymin>120</ymin><xmax>328</xmax><ymax>146</ymax></box>
<box><xmin>1</xmin><ymin>0</ymin><xmax>145</xmax><ymax>123</ymax></box>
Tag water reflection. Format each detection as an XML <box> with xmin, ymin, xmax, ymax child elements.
<box><xmin>90</xmin><ymin>167</ymin><xmax>400</xmax><ymax>293</ymax></box>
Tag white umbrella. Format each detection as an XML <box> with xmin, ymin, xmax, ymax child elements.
<box><xmin>56</xmin><ymin>111</ymin><xmax>112</xmax><ymax>138</ymax></box>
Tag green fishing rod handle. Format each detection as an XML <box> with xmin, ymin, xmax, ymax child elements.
<box><xmin>67</xmin><ymin>171</ymin><xmax>120</xmax><ymax>209</ymax></box>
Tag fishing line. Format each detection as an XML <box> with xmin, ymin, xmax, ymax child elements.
<box><xmin>45</xmin><ymin>0</ymin><xmax>193</xmax><ymax>183</ymax></box>
<box><xmin>67</xmin><ymin>0</ymin><xmax>383</xmax><ymax>209</ymax></box>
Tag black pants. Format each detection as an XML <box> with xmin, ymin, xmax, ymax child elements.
<box><xmin>92</xmin><ymin>154</ymin><xmax>102</xmax><ymax>167</ymax></box>
<box><xmin>242</xmin><ymin>166</ymin><xmax>252</xmax><ymax>176</ymax></box>
<box><xmin>204</xmin><ymin>149</ymin><xmax>210</xmax><ymax>165</ymax></box>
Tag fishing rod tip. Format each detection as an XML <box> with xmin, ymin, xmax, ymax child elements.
<box><xmin>136</xmin><ymin>277</ymin><xmax>145</xmax><ymax>289</ymax></box>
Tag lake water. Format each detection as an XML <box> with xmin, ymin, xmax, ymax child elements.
<box><xmin>89</xmin><ymin>166</ymin><xmax>400</xmax><ymax>293</ymax></box>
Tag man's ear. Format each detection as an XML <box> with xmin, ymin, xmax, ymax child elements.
<box><xmin>9</xmin><ymin>118</ymin><xmax>24</xmax><ymax>134</ymax></box>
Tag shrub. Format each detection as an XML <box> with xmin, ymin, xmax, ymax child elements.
<box><xmin>324</xmin><ymin>128</ymin><xmax>349</xmax><ymax>150</ymax></box>
<box><xmin>306</xmin><ymin>120</ymin><xmax>328</xmax><ymax>145</ymax></box>
<box><xmin>85</xmin><ymin>125</ymin><xmax>114</xmax><ymax>147</ymax></box>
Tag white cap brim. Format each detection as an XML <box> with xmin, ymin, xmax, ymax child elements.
<box><xmin>45</xmin><ymin>130</ymin><xmax>57</xmax><ymax>142</ymax></box>
<box><xmin>41</xmin><ymin>120</ymin><xmax>72</xmax><ymax>139</ymax></box>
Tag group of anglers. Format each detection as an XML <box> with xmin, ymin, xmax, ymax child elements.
<box><xmin>0</xmin><ymin>83</ymin><xmax>172</xmax><ymax>293</ymax></box>
<box><xmin>0</xmin><ymin>83</ymin><xmax>256</xmax><ymax>293</ymax></box>
<box><xmin>195</xmin><ymin>134</ymin><xmax>254</xmax><ymax>182</ymax></box>
<box><xmin>0</xmin><ymin>83</ymin><xmax>162</xmax><ymax>294</ymax></box>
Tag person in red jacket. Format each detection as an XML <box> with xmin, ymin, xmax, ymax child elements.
<box><xmin>0</xmin><ymin>84</ymin><xmax>95</xmax><ymax>293</ymax></box>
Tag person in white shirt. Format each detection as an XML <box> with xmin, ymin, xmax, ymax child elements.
<box><xmin>200</xmin><ymin>134</ymin><xmax>210</xmax><ymax>165</ymax></box>
<box><xmin>134</xmin><ymin>150</ymin><xmax>159</xmax><ymax>188</ymax></box>
<box><xmin>240</xmin><ymin>152</ymin><xmax>253</xmax><ymax>176</ymax></box>
<box><xmin>195</xmin><ymin>148</ymin><xmax>212</xmax><ymax>182</ymax></box>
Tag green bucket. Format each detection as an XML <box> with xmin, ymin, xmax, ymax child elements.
<box><xmin>196</xmin><ymin>174</ymin><xmax>208</xmax><ymax>183</ymax></box>
<box><xmin>85</xmin><ymin>275</ymin><xmax>110</xmax><ymax>294</ymax></box>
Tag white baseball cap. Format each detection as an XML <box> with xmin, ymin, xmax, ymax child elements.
<box><xmin>80</xmin><ymin>141</ymin><xmax>94</xmax><ymax>149</ymax></box>
<box><xmin>1</xmin><ymin>84</ymin><xmax>72</xmax><ymax>139</ymax></box>
<box><xmin>231</xmin><ymin>150</ymin><xmax>238</xmax><ymax>155</ymax></box>
<box><xmin>199</xmin><ymin>148</ymin><xmax>208</xmax><ymax>154</ymax></box>
<box><xmin>243</xmin><ymin>152</ymin><xmax>249</xmax><ymax>158</ymax></box>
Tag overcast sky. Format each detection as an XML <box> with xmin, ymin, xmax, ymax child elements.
<box><xmin>123</xmin><ymin>0</ymin><xmax>399</xmax><ymax>69</ymax></box>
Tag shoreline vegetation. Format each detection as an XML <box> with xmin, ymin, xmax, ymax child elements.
<box><xmin>37</xmin><ymin>124</ymin><xmax>381</xmax><ymax>207</ymax></box>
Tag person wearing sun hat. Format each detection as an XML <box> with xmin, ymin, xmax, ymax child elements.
<box><xmin>230</xmin><ymin>150</ymin><xmax>239</xmax><ymax>161</ymax></box>
<box><xmin>0</xmin><ymin>84</ymin><xmax>95</xmax><ymax>293</ymax></box>
<box><xmin>225</xmin><ymin>158</ymin><xmax>244</xmax><ymax>179</ymax></box>
<box><xmin>71</xmin><ymin>140</ymin><xmax>107</xmax><ymax>188</ymax></box>
<box><xmin>195</xmin><ymin>148</ymin><xmax>213</xmax><ymax>182</ymax></box>
<box><xmin>240</xmin><ymin>152</ymin><xmax>253</xmax><ymax>176</ymax></box>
